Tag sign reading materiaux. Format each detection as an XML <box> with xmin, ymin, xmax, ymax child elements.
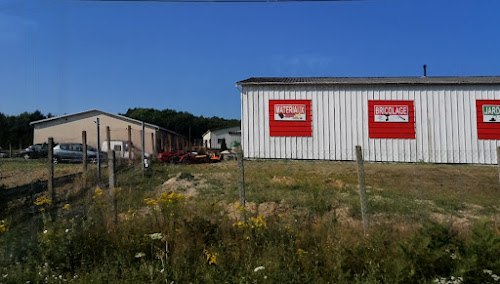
<box><xmin>368</xmin><ymin>100</ymin><xmax>415</xmax><ymax>139</ymax></box>
<box><xmin>274</xmin><ymin>104</ymin><xmax>307</xmax><ymax>121</ymax></box>
<box><xmin>269</xmin><ymin>100</ymin><xmax>312</xmax><ymax>137</ymax></box>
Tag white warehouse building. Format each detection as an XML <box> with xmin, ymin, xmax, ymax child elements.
<box><xmin>236</xmin><ymin>76</ymin><xmax>500</xmax><ymax>164</ymax></box>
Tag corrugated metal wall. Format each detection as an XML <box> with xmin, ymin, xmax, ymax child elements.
<box><xmin>241</xmin><ymin>85</ymin><xmax>500</xmax><ymax>164</ymax></box>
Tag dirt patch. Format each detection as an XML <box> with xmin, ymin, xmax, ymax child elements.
<box><xmin>270</xmin><ymin>176</ymin><xmax>296</xmax><ymax>187</ymax></box>
<box><xmin>158</xmin><ymin>172</ymin><xmax>206</xmax><ymax>197</ymax></box>
<box><xmin>223</xmin><ymin>201</ymin><xmax>294</xmax><ymax>220</ymax></box>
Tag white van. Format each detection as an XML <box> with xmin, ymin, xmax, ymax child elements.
<box><xmin>101</xmin><ymin>141</ymin><xmax>130</xmax><ymax>159</ymax></box>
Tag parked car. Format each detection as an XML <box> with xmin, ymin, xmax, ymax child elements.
<box><xmin>0</xmin><ymin>146</ymin><xmax>6</xmax><ymax>158</ymax></box>
<box><xmin>19</xmin><ymin>143</ymin><xmax>49</xmax><ymax>159</ymax></box>
<box><xmin>53</xmin><ymin>143</ymin><xmax>107</xmax><ymax>164</ymax></box>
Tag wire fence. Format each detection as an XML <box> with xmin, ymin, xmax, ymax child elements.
<box><xmin>1</xmin><ymin>143</ymin><xmax>499</xmax><ymax>234</ymax></box>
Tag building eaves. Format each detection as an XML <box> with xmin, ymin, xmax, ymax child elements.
<box><xmin>29</xmin><ymin>109</ymin><xmax>186</xmax><ymax>138</ymax></box>
<box><xmin>236</xmin><ymin>76</ymin><xmax>500</xmax><ymax>86</ymax></box>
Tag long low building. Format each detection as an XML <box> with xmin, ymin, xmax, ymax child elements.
<box><xmin>30</xmin><ymin>109</ymin><xmax>186</xmax><ymax>157</ymax></box>
<box><xmin>236</xmin><ymin>76</ymin><xmax>500</xmax><ymax>164</ymax></box>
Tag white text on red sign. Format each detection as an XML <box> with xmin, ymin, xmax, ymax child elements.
<box><xmin>374</xmin><ymin>105</ymin><xmax>409</xmax><ymax>122</ymax></box>
<box><xmin>274</xmin><ymin>104</ymin><xmax>307</xmax><ymax>121</ymax></box>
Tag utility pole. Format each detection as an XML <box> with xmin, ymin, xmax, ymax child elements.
<box><xmin>96</xmin><ymin>118</ymin><xmax>101</xmax><ymax>182</ymax></box>
<box><xmin>141</xmin><ymin>122</ymin><xmax>145</xmax><ymax>176</ymax></box>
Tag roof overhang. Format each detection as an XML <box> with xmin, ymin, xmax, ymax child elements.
<box><xmin>236</xmin><ymin>76</ymin><xmax>500</xmax><ymax>87</ymax></box>
<box><xmin>29</xmin><ymin>109</ymin><xmax>185</xmax><ymax>138</ymax></box>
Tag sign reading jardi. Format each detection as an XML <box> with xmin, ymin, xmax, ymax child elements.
<box><xmin>274</xmin><ymin>104</ymin><xmax>306</xmax><ymax>121</ymax></box>
<box><xmin>483</xmin><ymin>105</ymin><xmax>500</xmax><ymax>123</ymax></box>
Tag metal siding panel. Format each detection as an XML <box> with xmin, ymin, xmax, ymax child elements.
<box><xmin>444</xmin><ymin>89</ymin><xmax>453</xmax><ymax>163</ymax></box>
<box><xmin>264</xmin><ymin>88</ymin><xmax>270</xmax><ymax>159</ymax></box>
<box><xmin>258</xmin><ymin>88</ymin><xmax>265</xmax><ymax>158</ymax></box>
<box><xmin>347</xmin><ymin>88</ymin><xmax>355</xmax><ymax>160</ymax></box>
<box><xmin>431</xmin><ymin>87</ymin><xmax>440</xmax><ymax>163</ymax></box>
<box><xmin>477</xmin><ymin>88</ymin><xmax>485</xmax><ymax>163</ymax></box>
<box><xmin>451</xmin><ymin>88</ymin><xmax>460</xmax><ymax>163</ymax></box>
<box><xmin>343</xmin><ymin>88</ymin><xmax>351</xmax><ymax>160</ymax></box>
<box><xmin>295</xmin><ymin>87</ymin><xmax>302</xmax><ymax>159</ymax></box>
<box><xmin>242</xmin><ymin>90</ymin><xmax>249</xmax><ymax>158</ymax></box>
<box><xmin>463</xmin><ymin>88</ymin><xmax>475</xmax><ymax>163</ymax></box>
<box><xmin>306</xmin><ymin>88</ymin><xmax>313</xmax><ymax>159</ymax></box>
<box><xmin>248</xmin><ymin>89</ymin><xmax>255</xmax><ymax>158</ymax></box>
<box><xmin>334</xmin><ymin>87</ymin><xmax>342</xmax><ymax>160</ymax></box>
<box><xmin>373</xmin><ymin>87</ymin><xmax>381</xmax><ymax>161</ymax></box>
<box><xmin>400</xmin><ymin>88</ymin><xmax>407</xmax><ymax>161</ymax></box>
<box><xmin>438</xmin><ymin>88</ymin><xmax>448</xmax><ymax>163</ymax></box>
<box><xmin>486</xmin><ymin>88</ymin><xmax>495</xmax><ymax>164</ymax></box>
<box><xmin>380</xmin><ymin>88</ymin><xmax>388</xmax><ymax>162</ymax></box>
<box><xmin>323</xmin><ymin>88</ymin><xmax>331</xmax><ymax>160</ymax></box>
<box><xmin>469</xmin><ymin>88</ymin><xmax>479</xmax><ymax>163</ymax></box>
<box><xmin>291</xmin><ymin>87</ymin><xmax>297</xmax><ymax>159</ymax></box>
<box><xmin>410</xmin><ymin>89</ymin><xmax>418</xmax><ymax>162</ymax></box>
<box><xmin>269</xmin><ymin>87</ymin><xmax>276</xmax><ymax>159</ymax></box>
<box><xmin>415</xmin><ymin>88</ymin><xmax>423</xmax><ymax>162</ymax></box>
<box><xmin>362</xmin><ymin>89</ymin><xmax>370</xmax><ymax>160</ymax></box>
<box><xmin>368</xmin><ymin>88</ymin><xmax>376</xmax><ymax>161</ymax></box>
<box><xmin>394</xmin><ymin>88</ymin><xmax>402</xmax><ymax>162</ymax></box>
<box><xmin>457</xmin><ymin>89</ymin><xmax>467</xmax><ymax>163</ymax></box>
<box><xmin>317</xmin><ymin>87</ymin><xmax>324</xmax><ymax>160</ymax></box>
<box><xmin>355</xmin><ymin>89</ymin><xmax>363</xmax><ymax>155</ymax></box>
<box><xmin>329</xmin><ymin>88</ymin><xmax>336</xmax><ymax>160</ymax></box>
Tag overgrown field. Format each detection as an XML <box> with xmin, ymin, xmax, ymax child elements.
<box><xmin>1</xmin><ymin>160</ymin><xmax>500</xmax><ymax>283</ymax></box>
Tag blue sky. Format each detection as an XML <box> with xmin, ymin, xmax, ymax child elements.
<box><xmin>0</xmin><ymin>0</ymin><xmax>499</xmax><ymax>119</ymax></box>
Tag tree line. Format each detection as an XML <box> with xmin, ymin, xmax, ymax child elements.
<box><xmin>122</xmin><ymin>108</ymin><xmax>240</xmax><ymax>140</ymax></box>
<box><xmin>0</xmin><ymin>111</ymin><xmax>48</xmax><ymax>150</ymax></box>
<box><xmin>0</xmin><ymin>108</ymin><xmax>240</xmax><ymax>150</ymax></box>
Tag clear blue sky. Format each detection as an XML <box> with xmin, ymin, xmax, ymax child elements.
<box><xmin>1</xmin><ymin>0</ymin><xmax>499</xmax><ymax>119</ymax></box>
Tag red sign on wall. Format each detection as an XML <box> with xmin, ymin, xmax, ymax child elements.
<box><xmin>368</xmin><ymin>100</ymin><xmax>415</xmax><ymax>139</ymax></box>
<box><xmin>476</xmin><ymin>100</ymin><xmax>500</xmax><ymax>140</ymax></box>
<box><xmin>269</xmin><ymin>100</ymin><xmax>312</xmax><ymax>137</ymax></box>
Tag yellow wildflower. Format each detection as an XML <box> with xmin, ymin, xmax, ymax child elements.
<box><xmin>297</xmin><ymin>248</ymin><xmax>309</xmax><ymax>258</ymax></box>
<box><xmin>0</xmin><ymin>220</ymin><xmax>8</xmax><ymax>233</ymax></box>
<box><xmin>157</xmin><ymin>192</ymin><xmax>184</xmax><ymax>204</ymax></box>
<box><xmin>249</xmin><ymin>216</ymin><xmax>267</xmax><ymax>229</ymax></box>
<box><xmin>34</xmin><ymin>195</ymin><xmax>52</xmax><ymax>206</ymax></box>
<box><xmin>203</xmin><ymin>249</ymin><xmax>218</xmax><ymax>265</ymax></box>
<box><xmin>232</xmin><ymin>221</ymin><xmax>247</xmax><ymax>229</ymax></box>
<box><xmin>63</xmin><ymin>204</ymin><xmax>71</xmax><ymax>210</ymax></box>
<box><xmin>93</xmin><ymin>188</ymin><xmax>103</xmax><ymax>199</ymax></box>
<box><xmin>144</xmin><ymin>198</ymin><xmax>158</xmax><ymax>206</ymax></box>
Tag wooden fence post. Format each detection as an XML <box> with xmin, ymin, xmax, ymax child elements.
<box><xmin>108</xmin><ymin>150</ymin><xmax>118</xmax><ymax>224</ymax></box>
<box><xmin>48</xmin><ymin>137</ymin><xmax>55</xmax><ymax>203</ymax></box>
<box><xmin>82</xmin><ymin>131</ymin><xmax>87</xmax><ymax>172</ymax></box>
<box><xmin>237</xmin><ymin>150</ymin><xmax>245</xmax><ymax>221</ymax></box>
<box><xmin>128</xmin><ymin>125</ymin><xmax>132</xmax><ymax>160</ymax></box>
<box><xmin>9</xmin><ymin>144</ymin><xmax>12</xmax><ymax>158</ymax></box>
<box><xmin>106</xmin><ymin>126</ymin><xmax>111</xmax><ymax>152</ymax></box>
<box><xmin>151</xmin><ymin>132</ymin><xmax>155</xmax><ymax>158</ymax></box>
<box><xmin>355</xmin><ymin>145</ymin><xmax>369</xmax><ymax>234</ymax></box>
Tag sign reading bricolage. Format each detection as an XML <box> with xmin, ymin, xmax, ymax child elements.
<box><xmin>483</xmin><ymin>105</ymin><xmax>500</xmax><ymax>123</ymax></box>
<box><xmin>374</xmin><ymin>105</ymin><xmax>409</xmax><ymax>122</ymax></box>
<box><xmin>274</xmin><ymin>104</ymin><xmax>306</xmax><ymax>121</ymax></box>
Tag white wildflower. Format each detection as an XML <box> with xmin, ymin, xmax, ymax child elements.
<box><xmin>65</xmin><ymin>229</ymin><xmax>69</xmax><ymax>233</ymax></box>
<box><xmin>43</xmin><ymin>230</ymin><xmax>47</xmax><ymax>234</ymax></box>
<box><xmin>148</xmin><ymin>233</ymin><xmax>162</xmax><ymax>240</ymax></box>
<box><xmin>135</xmin><ymin>252</ymin><xmax>146</xmax><ymax>258</ymax></box>
<box><xmin>254</xmin><ymin>266</ymin><xmax>265</xmax><ymax>272</ymax></box>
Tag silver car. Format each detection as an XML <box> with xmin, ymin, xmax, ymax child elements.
<box><xmin>53</xmin><ymin>143</ymin><xmax>107</xmax><ymax>164</ymax></box>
